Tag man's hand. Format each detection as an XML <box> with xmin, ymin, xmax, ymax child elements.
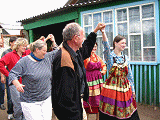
<box><xmin>94</xmin><ymin>23</ymin><xmax>106</xmax><ymax>33</ymax></box>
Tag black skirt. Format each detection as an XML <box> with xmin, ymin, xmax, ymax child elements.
<box><xmin>99</xmin><ymin>110</ymin><xmax>140</xmax><ymax>120</ymax></box>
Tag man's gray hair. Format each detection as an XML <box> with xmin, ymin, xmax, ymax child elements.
<box><xmin>62</xmin><ymin>22</ymin><xmax>82</xmax><ymax>42</ymax></box>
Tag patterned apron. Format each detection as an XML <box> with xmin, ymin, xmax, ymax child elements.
<box><xmin>99</xmin><ymin>57</ymin><xmax>137</xmax><ymax>119</ymax></box>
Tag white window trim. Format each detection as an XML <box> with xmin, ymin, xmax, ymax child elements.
<box><xmin>82</xmin><ymin>2</ymin><xmax>157</xmax><ymax>63</ymax></box>
<box><xmin>115</xmin><ymin>2</ymin><xmax>156</xmax><ymax>62</ymax></box>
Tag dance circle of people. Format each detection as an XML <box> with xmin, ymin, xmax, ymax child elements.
<box><xmin>0</xmin><ymin>22</ymin><xmax>140</xmax><ymax>120</ymax></box>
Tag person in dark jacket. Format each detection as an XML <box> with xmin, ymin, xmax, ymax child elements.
<box><xmin>1</xmin><ymin>36</ymin><xmax>16</xmax><ymax>119</ymax></box>
<box><xmin>52</xmin><ymin>22</ymin><xmax>105</xmax><ymax>120</ymax></box>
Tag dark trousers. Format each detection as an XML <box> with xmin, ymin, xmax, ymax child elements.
<box><xmin>0</xmin><ymin>76</ymin><xmax>5</xmax><ymax>105</ymax></box>
<box><xmin>0</xmin><ymin>76</ymin><xmax>13</xmax><ymax>114</ymax></box>
<box><xmin>6</xmin><ymin>77</ymin><xmax>14</xmax><ymax>114</ymax></box>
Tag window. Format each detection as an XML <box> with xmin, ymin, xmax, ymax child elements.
<box><xmin>82</xmin><ymin>3</ymin><xmax>156</xmax><ymax>62</ymax></box>
<box><xmin>116</xmin><ymin>3</ymin><xmax>155</xmax><ymax>62</ymax></box>
<box><xmin>83</xmin><ymin>10</ymin><xmax>113</xmax><ymax>59</ymax></box>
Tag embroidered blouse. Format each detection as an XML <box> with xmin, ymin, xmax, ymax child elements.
<box><xmin>103</xmin><ymin>41</ymin><xmax>135</xmax><ymax>92</ymax></box>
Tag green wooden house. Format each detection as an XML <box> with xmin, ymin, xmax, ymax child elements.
<box><xmin>19</xmin><ymin>0</ymin><xmax>160</xmax><ymax>106</ymax></box>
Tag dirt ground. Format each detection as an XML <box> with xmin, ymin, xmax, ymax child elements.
<box><xmin>1</xmin><ymin>91</ymin><xmax>160</xmax><ymax>120</ymax></box>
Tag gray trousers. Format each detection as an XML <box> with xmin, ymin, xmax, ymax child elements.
<box><xmin>10</xmin><ymin>85</ymin><xmax>25</xmax><ymax>120</ymax></box>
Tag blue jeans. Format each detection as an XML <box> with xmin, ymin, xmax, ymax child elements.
<box><xmin>10</xmin><ymin>85</ymin><xmax>25</xmax><ymax>120</ymax></box>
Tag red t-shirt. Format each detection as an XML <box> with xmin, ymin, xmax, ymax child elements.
<box><xmin>0</xmin><ymin>49</ymin><xmax>31</xmax><ymax>83</ymax></box>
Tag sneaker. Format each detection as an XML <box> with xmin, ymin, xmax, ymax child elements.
<box><xmin>8</xmin><ymin>114</ymin><xmax>14</xmax><ymax>120</ymax></box>
<box><xmin>0</xmin><ymin>104</ymin><xmax>6</xmax><ymax>110</ymax></box>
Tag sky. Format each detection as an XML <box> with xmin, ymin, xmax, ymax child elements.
<box><xmin>0</xmin><ymin>0</ymin><xmax>68</xmax><ymax>35</ymax></box>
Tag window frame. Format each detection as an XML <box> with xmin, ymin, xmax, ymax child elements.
<box><xmin>82</xmin><ymin>9</ymin><xmax>114</xmax><ymax>60</ymax></box>
<box><xmin>115</xmin><ymin>2</ymin><xmax>156</xmax><ymax>63</ymax></box>
<box><xmin>81</xmin><ymin>0</ymin><xmax>159</xmax><ymax>65</ymax></box>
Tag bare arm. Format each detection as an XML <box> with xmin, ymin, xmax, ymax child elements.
<box><xmin>101</xmin><ymin>27</ymin><xmax>108</xmax><ymax>42</ymax></box>
<box><xmin>12</xmin><ymin>80</ymin><xmax>25</xmax><ymax>93</ymax></box>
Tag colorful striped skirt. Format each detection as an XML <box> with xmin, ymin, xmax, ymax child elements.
<box><xmin>83</xmin><ymin>69</ymin><xmax>104</xmax><ymax>114</ymax></box>
<box><xmin>99</xmin><ymin>65</ymin><xmax>137</xmax><ymax>119</ymax></box>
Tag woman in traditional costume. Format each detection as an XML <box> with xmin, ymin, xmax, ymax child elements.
<box><xmin>99</xmin><ymin>28</ymin><xmax>140</xmax><ymax>120</ymax></box>
<box><xmin>83</xmin><ymin>42</ymin><xmax>107</xmax><ymax>120</ymax></box>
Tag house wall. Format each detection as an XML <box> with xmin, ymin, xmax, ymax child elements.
<box><xmin>23</xmin><ymin>11</ymin><xmax>79</xmax><ymax>43</ymax></box>
<box><xmin>23</xmin><ymin>11</ymin><xmax>79</xmax><ymax>30</ymax></box>
<box><xmin>79</xmin><ymin>0</ymin><xmax>160</xmax><ymax>106</ymax></box>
